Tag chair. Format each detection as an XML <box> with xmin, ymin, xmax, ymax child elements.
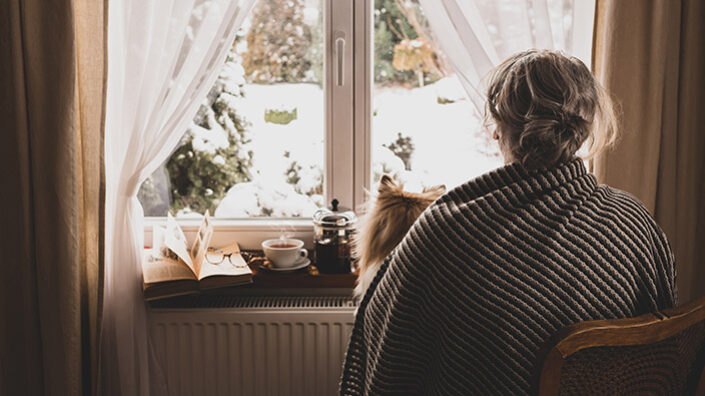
<box><xmin>535</xmin><ymin>297</ymin><xmax>705</xmax><ymax>395</ymax></box>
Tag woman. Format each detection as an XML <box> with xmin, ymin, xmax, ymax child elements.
<box><xmin>339</xmin><ymin>50</ymin><xmax>677</xmax><ymax>395</ymax></box>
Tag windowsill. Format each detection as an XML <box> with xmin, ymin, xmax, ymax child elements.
<box><xmin>143</xmin><ymin>216</ymin><xmax>316</xmax><ymax>250</ymax></box>
<box><xmin>237</xmin><ymin>262</ymin><xmax>355</xmax><ymax>291</ymax></box>
<box><xmin>148</xmin><ymin>262</ymin><xmax>356</xmax><ymax>307</ymax></box>
<box><xmin>143</xmin><ymin>218</ymin><xmax>354</xmax><ymax>297</ymax></box>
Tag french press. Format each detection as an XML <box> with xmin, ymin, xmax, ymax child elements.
<box><xmin>312</xmin><ymin>199</ymin><xmax>357</xmax><ymax>274</ymax></box>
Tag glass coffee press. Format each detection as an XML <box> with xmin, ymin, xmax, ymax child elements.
<box><xmin>312</xmin><ymin>199</ymin><xmax>357</xmax><ymax>274</ymax></box>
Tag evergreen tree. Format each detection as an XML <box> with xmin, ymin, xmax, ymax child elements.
<box><xmin>374</xmin><ymin>0</ymin><xmax>447</xmax><ymax>85</ymax></box>
<box><xmin>307</xmin><ymin>0</ymin><xmax>324</xmax><ymax>86</ymax></box>
<box><xmin>374</xmin><ymin>0</ymin><xmax>416</xmax><ymax>84</ymax></box>
<box><xmin>242</xmin><ymin>0</ymin><xmax>314</xmax><ymax>83</ymax></box>
<box><xmin>139</xmin><ymin>53</ymin><xmax>253</xmax><ymax>216</ymax></box>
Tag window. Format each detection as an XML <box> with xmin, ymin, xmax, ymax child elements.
<box><xmin>139</xmin><ymin>0</ymin><xmax>326</xmax><ymax>219</ymax></box>
<box><xmin>370</xmin><ymin>2</ymin><xmax>502</xmax><ymax>191</ymax></box>
<box><xmin>138</xmin><ymin>0</ymin><xmax>584</xmax><ymax>223</ymax></box>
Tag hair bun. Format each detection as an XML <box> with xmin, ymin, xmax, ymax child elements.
<box><xmin>518</xmin><ymin>116</ymin><xmax>584</xmax><ymax>170</ymax></box>
<box><xmin>485</xmin><ymin>50</ymin><xmax>617</xmax><ymax>170</ymax></box>
<box><xmin>557</xmin><ymin>112</ymin><xmax>585</xmax><ymax>136</ymax></box>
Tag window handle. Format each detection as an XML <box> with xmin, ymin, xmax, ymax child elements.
<box><xmin>335</xmin><ymin>35</ymin><xmax>345</xmax><ymax>86</ymax></box>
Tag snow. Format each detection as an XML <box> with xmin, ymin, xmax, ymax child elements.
<box><xmin>212</xmin><ymin>155</ymin><xmax>225</xmax><ymax>165</ymax></box>
<box><xmin>211</xmin><ymin>75</ymin><xmax>503</xmax><ymax>218</ymax></box>
<box><xmin>215</xmin><ymin>180</ymin><xmax>320</xmax><ymax>217</ymax></box>
<box><xmin>408</xmin><ymin>39</ymin><xmax>425</xmax><ymax>48</ymax></box>
<box><xmin>213</xmin><ymin>83</ymin><xmax>325</xmax><ymax>217</ymax></box>
<box><xmin>189</xmin><ymin>111</ymin><xmax>230</xmax><ymax>154</ymax></box>
<box><xmin>175</xmin><ymin>208</ymin><xmax>204</xmax><ymax>218</ymax></box>
<box><xmin>237</xmin><ymin>83</ymin><xmax>324</xmax><ymax>187</ymax></box>
<box><xmin>432</xmin><ymin>76</ymin><xmax>468</xmax><ymax>102</ymax></box>
<box><xmin>371</xmin><ymin>75</ymin><xmax>503</xmax><ymax>190</ymax></box>
<box><xmin>218</xmin><ymin>61</ymin><xmax>246</xmax><ymax>92</ymax></box>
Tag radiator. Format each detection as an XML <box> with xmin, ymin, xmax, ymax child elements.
<box><xmin>148</xmin><ymin>296</ymin><xmax>357</xmax><ymax>396</ymax></box>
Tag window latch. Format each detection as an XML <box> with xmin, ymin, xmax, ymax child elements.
<box><xmin>335</xmin><ymin>33</ymin><xmax>345</xmax><ymax>86</ymax></box>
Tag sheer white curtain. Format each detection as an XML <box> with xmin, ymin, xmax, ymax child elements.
<box><xmin>417</xmin><ymin>0</ymin><xmax>596</xmax><ymax>113</ymax></box>
<box><xmin>103</xmin><ymin>0</ymin><xmax>255</xmax><ymax>394</ymax></box>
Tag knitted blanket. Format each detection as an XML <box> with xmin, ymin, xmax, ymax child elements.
<box><xmin>340</xmin><ymin>159</ymin><xmax>677</xmax><ymax>395</ymax></box>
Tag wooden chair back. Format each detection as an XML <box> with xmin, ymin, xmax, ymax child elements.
<box><xmin>536</xmin><ymin>297</ymin><xmax>705</xmax><ymax>395</ymax></box>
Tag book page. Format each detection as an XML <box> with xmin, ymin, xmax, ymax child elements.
<box><xmin>153</xmin><ymin>224</ymin><xmax>188</xmax><ymax>269</ymax></box>
<box><xmin>197</xmin><ymin>242</ymin><xmax>252</xmax><ymax>280</ymax></box>
<box><xmin>190</xmin><ymin>211</ymin><xmax>213</xmax><ymax>278</ymax></box>
<box><xmin>142</xmin><ymin>252</ymin><xmax>197</xmax><ymax>284</ymax></box>
<box><xmin>164</xmin><ymin>213</ymin><xmax>195</xmax><ymax>274</ymax></box>
<box><xmin>152</xmin><ymin>224</ymin><xmax>165</xmax><ymax>258</ymax></box>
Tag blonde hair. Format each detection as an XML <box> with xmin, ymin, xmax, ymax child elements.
<box><xmin>485</xmin><ymin>49</ymin><xmax>618</xmax><ymax>170</ymax></box>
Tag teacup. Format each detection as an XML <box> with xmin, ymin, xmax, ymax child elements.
<box><xmin>262</xmin><ymin>238</ymin><xmax>308</xmax><ymax>268</ymax></box>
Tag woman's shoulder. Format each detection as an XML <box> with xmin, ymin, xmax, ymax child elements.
<box><xmin>593</xmin><ymin>184</ymin><xmax>671</xmax><ymax>244</ymax></box>
<box><xmin>595</xmin><ymin>184</ymin><xmax>677</xmax><ymax>305</ymax></box>
<box><xmin>595</xmin><ymin>184</ymin><xmax>655</xmax><ymax>219</ymax></box>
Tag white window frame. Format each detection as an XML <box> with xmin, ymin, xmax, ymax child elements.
<box><xmin>326</xmin><ymin>0</ymin><xmax>371</xmax><ymax>211</ymax></box>
<box><xmin>145</xmin><ymin>0</ymin><xmax>372</xmax><ymax>249</ymax></box>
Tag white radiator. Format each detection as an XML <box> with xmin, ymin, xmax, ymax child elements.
<box><xmin>148</xmin><ymin>296</ymin><xmax>357</xmax><ymax>396</ymax></box>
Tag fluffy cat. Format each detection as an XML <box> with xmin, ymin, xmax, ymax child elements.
<box><xmin>353</xmin><ymin>174</ymin><xmax>445</xmax><ymax>298</ymax></box>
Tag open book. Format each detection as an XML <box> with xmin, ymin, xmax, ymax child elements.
<box><xmin>142</xmin><ymin>212</ymin><xmax>252</xmax><ymax>300</ymax></box>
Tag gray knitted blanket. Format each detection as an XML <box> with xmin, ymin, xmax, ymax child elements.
<box><xmin>340</xmin><ymin>159</ymin><xmax>677</xmax><ymax>395</ymax></box>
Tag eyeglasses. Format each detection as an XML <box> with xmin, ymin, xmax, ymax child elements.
<box><xmin>205</xmin><ymin>248</ymin><xmax>250</xmax><ymax>268</ymax></box>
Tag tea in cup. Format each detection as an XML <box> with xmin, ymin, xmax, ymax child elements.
<box><xmin>261</xmin><ymin>238</ymin><xmax>308</xmax><ymax>268</ymax></box>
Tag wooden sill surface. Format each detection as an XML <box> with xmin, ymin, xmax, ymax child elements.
<box><xmin>248</xmin><ymin>265</ymin><xmax>355</xmax><ymax>289</ymax></box>
<box><xmin>147</xmin><ymin>251</ymin><xmax>357</xmax><ymax>307</ymax></box>
<box><xmin>235</xmin><ymin>250</ymin><xmax>355</xmax><ymax>289</ymax></box>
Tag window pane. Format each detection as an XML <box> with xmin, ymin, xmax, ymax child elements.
<box><xmin>371</xmin><ymin>0</ymin><xmax>503</xmax><ymax>191</ymax></box>
<box><xmin>138</xmin><ymin>0</ymin><xmax>324</xmax><ymax>218</ymax></box>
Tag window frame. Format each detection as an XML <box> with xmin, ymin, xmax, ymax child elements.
<box><xmin>326</xmin><ymin>0</ymin><xmax>371</xmax><ymax>211</ymax></box>
<box><xmin>144</xmin><ymin>0</ymin><xmax>371</xmax><ymax>248</ymax></box>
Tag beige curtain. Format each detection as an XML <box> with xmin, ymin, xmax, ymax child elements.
<box><xmin>0</xmin><ymin>0</ymin><xmax>106</xmax><ymax>395</ymax></box>
<box><xmin>592</xmin><ymin>0</ymin><xmax>705</xmax><ymax>303</ymax></box>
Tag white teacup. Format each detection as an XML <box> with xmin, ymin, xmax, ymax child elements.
<box><xmin>262</xmin><ymin>238</ymin><xmax>308</xmax><ymax>268</ymax></box>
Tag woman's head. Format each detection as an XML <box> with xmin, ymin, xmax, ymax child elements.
<box><xmin>485</xmin><ymin>49</ymin><xmax>618</xmax><ymax>170</ymax></box>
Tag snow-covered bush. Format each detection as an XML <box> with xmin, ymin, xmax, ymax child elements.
<box><xmin>435</xmin><ymin>76</ymin><xmax>467</xmax><ymax>104</ymax></box>
<box><xmin>138</xmin><ymin>53</ymin><xmax>253</xmax><ymax>216</ymax></box>
<box><xmin>371</xmin><ymin>145</ymin><xmax>405</xmax><ymax>183</ymax></box>
<box><xmin>265</xmin><ymin>105</ymin><xmax>298</xmax><ymax>125</ymax></box>
<box><xmin>383</xmin><ymin>132</ymin><xmax>414</xmax><ymax>171</ymax></box>
<box><xmin>372</xmin><ymin>145</ymin><xmax>427</xmax><ymax>193</ymax></box>
<box><xmin>215</xmin><ymin>180</ymin><xmax>321</xmax><ymax>217</ymax></box>
<box><xmin>241</xmin><ymin>0</ymin><xmax>314</xmax><ymax>83</ymax></box>
<box><xmin>393</xmin><ymin>39</ymin><xmax>435</xmax><ymax>87</ymax></box>
<box><xmin>284</xmin><ymin>150</ymin><xmax>323</xmax><ymax>197</ymax></box>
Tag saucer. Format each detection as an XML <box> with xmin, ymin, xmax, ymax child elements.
<box><xmin>258</xmin><ymin>257</ymin><xmax>311</xmax><ymax>272</ymax></box>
